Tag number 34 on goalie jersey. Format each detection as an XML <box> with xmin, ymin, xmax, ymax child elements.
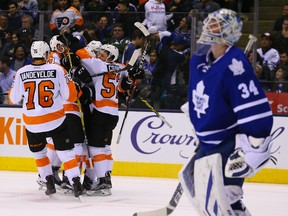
<box><xmin>9</xmin><ymin>63</ymin><xmax>78</xmax><ymax>133</ymax></box>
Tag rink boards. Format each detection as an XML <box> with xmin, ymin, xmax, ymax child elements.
<box><xmin>0</xmin><ymin>106</ymin><xmax>288</xmax><ymax>184</ymax></box>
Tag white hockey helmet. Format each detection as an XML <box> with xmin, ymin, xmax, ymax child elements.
<box><xmin>49</xmin><ymin>35</ymin><xmax>65</xmax><ymax>53</ymax></box>
<box><xmin>85</xmin><ymin>40</ymin><xmax>102</xmax><ymax>57</ymax></box>
<box><xmin>101</xmin><ymin>44</ymin><xmax>119</xmax><ymax>62</ymax></box>
<box><xmin>197</xmin><ymin>9</ymin><xmax>243</xmax><ymax>46</ymax></box>
<box><xmin>30</xmin><ymin>41</ymin><xmax>50</xmax><ymax>59</ymax></box>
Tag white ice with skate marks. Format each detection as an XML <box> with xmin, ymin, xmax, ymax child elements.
<box><xmin>0</xmin><ymin>171</ymin><xmax>288</xmax><ymax>216</ymax></box>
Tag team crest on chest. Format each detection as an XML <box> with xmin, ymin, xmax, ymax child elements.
<box><xmin>192</xmin><ymin>81</ymin><xmax>209</xmax><ymax>118</ymax></box>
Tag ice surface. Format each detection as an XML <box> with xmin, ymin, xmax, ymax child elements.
<box><xmin>0</xmin><ymin>171</ymin><xmax>287</xmax><ymax>216</ymax></box>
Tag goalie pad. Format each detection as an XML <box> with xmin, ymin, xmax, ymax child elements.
<box><xmin>179</xmin><ymin>153</ymin><xmax>235</xmax><ymax>216</ymax></box>
<box><xmin>225</xmin><ymin>134</ymin><xmax>272</xmax><ymax>178</ymax></box>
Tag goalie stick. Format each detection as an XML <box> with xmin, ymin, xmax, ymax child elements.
<box><xmin>244</xmin><ymin>34</ymin><xmax>257</xmax><ymax>56</ymax></box>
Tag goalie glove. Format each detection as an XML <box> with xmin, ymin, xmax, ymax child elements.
<box><xmin>225</xmin><ymin>134</ymin><xmax>273</xmax><ymax>178</ymax></box>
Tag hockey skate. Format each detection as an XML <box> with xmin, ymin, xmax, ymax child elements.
<box><xmin>59</xmin><ymin>171</ymin><xmax>74</xmax><ymax>195</ymax></box>
<box><xmin>36</xmin><ymin>174</ymin><xmax>46</xmax><ymax>190</ymax></box>
<box><xmin>45</xmin><ymin>175</ymin><xmax>56</xmax><ymax>196</ymax></box>
<box><xmin>86</xmin><ymin>177</ymin><xmax>111</xmax><ymax>196</ymax></box>
<box><xmin>105</xmin><ymin>171</ymin><xmax>112</xmax><ymax>189</ymax></box>
<box><xmin>82</xmin><ymin>175</ymin><xmax>94</xmax><ymax>191</ymax></box>
<box><xmin>72</xmin><ymin>177</ymin><xmax>84</xmax><ymax>198</ymax></box>
<box><xmin>52</xmin><ymin>166</ymin><xmax>62</xmax><ymax>190</ymax></box>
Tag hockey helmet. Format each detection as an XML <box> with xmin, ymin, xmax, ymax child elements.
<box><xmin>49</xmin><ymin>35</ymin><xmax>65</xmax><ymax>53</ymax></box>
<box><xmin>85</xmin><ymin>40</ymin><xmax>102</xmax><ymax>57</ymax></box>
<box><xmin>101</xmin><ymin>44</ymin><xmax>119</xmax><ymax>62</ymax></box>
<box><xmin>31</xmin><ymin>41</ymin><xmax>50</xmax><ymax>59</ymax></box>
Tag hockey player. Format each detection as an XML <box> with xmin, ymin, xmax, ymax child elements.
<box><xmin>181</xmin><ymin>9</ymin><xmax>273</xmax><ymax>215</ymax></box>
<box><xmin>57</xmin><ymin>33</ymin><xmax>144</xmax><ymax>195</ymax></box>
<box><xmin>46</xmin><ymin>35</ymin><xmax>85</xmax><ymax>191</ymax></box>
<box><xmin>8</xmin><ymin>41</ymin><xmax>83</xmax><ymax>198</ymax></box>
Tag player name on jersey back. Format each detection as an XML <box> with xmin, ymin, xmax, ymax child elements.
<box><xmin>20</xmin><ymin>70</ymin><xmax>56</xmax><ymax>81</ymax></box>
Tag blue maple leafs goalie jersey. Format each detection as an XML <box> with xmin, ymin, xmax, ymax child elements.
<box><xmin>188</xmin><ymin>46</ymin><xmax>273</xmax><ymax>149</ymax></box>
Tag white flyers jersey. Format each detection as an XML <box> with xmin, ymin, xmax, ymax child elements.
<box><xmin>8</xmin><ymin>62</ymin><xmax>78</xmax><ymax>133</ymax></box>
<box><xmin>50</xmin><ymin>6</ymin><xmax>84</xmax><ymax>31</ymax></box>
<box><xmin>48</xmin><ymin>51</ymin><xmax>80</xmax><ymax>116</ymax></box>
<box><xmin>76</xmin><ymin>48</ymin><xmax>127</xmax><ymax>116</ymax></box>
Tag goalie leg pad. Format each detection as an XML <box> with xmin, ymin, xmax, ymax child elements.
<box><xmin>179</xmin><ymin>153</ymin><xmax>235</xmax><ymax>216</ymax></box>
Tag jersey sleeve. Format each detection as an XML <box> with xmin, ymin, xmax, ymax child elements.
<box><xmin>56</xmin><ymin>65</ymin><xmax>78</xmax><ymax>103</ymax></box>
<box><xmin>223</xmin><ymin>55</ymin><xmax>273</xmax><ymax>137</ymax></box>
<box><xmin>8</xmin><ymin>68</ymin><xmax>23</xmax><ymax>105</ymax></box>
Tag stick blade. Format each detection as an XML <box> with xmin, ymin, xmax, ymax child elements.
<box><xmin>134</xmin><ymin>22</ymin><xmax>150</xmax><ymax>37</ymax></box>
<box><xmin>133</xmin><ymin>208</ymin><xmax>168</xmax><ymax>216</ymax></box>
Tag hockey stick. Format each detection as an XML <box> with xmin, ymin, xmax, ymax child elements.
<box><xmin>138</xmin><ymin>96</ymin><xmax>172</xmax><ymax>128</ymax></box>
<box><xmin>0</xmin><ymin>92</ymin><xmax>8</xmax><ymax>95</ymax></box>
<box><xmin>91</xmin><ymin>50</ymin><xmax>138</xmax><ymax>77</ymax></box>
<box><xmin>116</xmin><ymin>22</ymin><xmax>150</xmax><ymax>144</ymax></box>
<box><xmin>244</xmin><ymin>34</ymin><xmax>257</xmax><ymax>56</ymax></box>
<box><xmin>62</xmin><ymin>34</ymin><xmax>94</xmax><ymax>169</ymax></box>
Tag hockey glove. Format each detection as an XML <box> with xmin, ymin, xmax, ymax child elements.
<box><xmin>79</xmin><ymin>86</ymin><xmax>95</xmax><ymax>105</ymax></box>
<box><xmin>73</xmin><ymin>65</ymin><xmax>92</xmax><ymax>83</ymax></box>
<box><xmin>128</xmin><ymin>67</ymin><xmax>145</xmax><ymax>80</ymax></box>
<box><xmin>60</xmin><ymin>54</ymin><xmax>80</xmax><ymax>70</ymax></box>
<box><xmin>225</xmin><ymin>134</ymin><xmax>273</xmax><ymax>178</ymax></box>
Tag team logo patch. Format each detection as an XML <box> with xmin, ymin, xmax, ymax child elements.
<box><xmin>229</xmin><ymin>58</ymin><xmax>245</xmax><ymax>76</ymax></box>
<box><xmin>192</xmin><ymin>81</ymin><xmax>209</xmax><ymax>118</ymax></box>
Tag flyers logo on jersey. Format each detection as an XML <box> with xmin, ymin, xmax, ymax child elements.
<box><xmin>56</xmin><ymin>17</ymin><xmax>70</xmax><ymax>28</ymax></box>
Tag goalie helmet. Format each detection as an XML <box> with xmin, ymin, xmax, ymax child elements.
<box><xmin>197</xmin><ymin>9</ymin><xmax>243</xmax><ymax>46</ymax></box>
<box><xmin>101</xmin><ymin>44</ymin><xmax>119</xmax><ymax>62</ymax></box>
<box><xmin>85</xmin><ymin>40</ymin><xmax>102</xmax><ymax>57</ymax></box>
<box><xmin>49</xmin><ymin>35</ymin><xmax>65</xmax><ymax>53</ymax></box>
<box><xmin>30</xmin><ymin>41</ymin><xmax>50</xmax><ymax>59</ymax></box>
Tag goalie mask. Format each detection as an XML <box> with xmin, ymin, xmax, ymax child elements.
<box><xmin>100</xmin><ymin>44</ymin><xmax>119</xmax><ymax>62</ymax></box>
<box><xmin>197</xmin><ymin>9</ymin><xmax>243</xmax><ymax>46</ymax></box>
<box><xmin>31</xmin><ymin>41</ymin><xmax>50</xmax><ymax>59</ymax></box>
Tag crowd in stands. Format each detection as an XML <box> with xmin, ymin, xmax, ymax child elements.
<box><xmin>3</xmin><ymin>0</ymin><xmax>286</xmax><ymax>110</ymax></box>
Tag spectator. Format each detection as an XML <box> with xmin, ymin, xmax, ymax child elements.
<box><xmin>97</xmin><ymin>15</ymin><xmax>112</xmax><ymax>43</ymax></box>
<box><xmin>113</xmin><ymin>0</ymin><xmax>139</xmax><ymax>37</ymax></box>
<box><xmin>194</xmin><ymin>0</ymin><xmax>220</xmax><ymax>21</ymax></box>
<box><xmin>272</xmin><ymin>67</ymin><xmax>288</xmax><ymax>93</ymax></box>
<box><xmin>144</xmin><ymin>49</ymin><xmax>158</xmax><ymax>84</ymax></box>
<box><xmin>20</xmin><ymin>14</ymin><xmax>40</xmax><ymax>41</ymax></box>
<box><xmin>271</xmin><ymin>18</ymin><xmax>288</xmax><ymax>53</ymax></box>
<box><xmin>0</xmin><ymin>13</ymin><xmax>9</xmax><ymax>51</ymax></box>
<box><xmin>142</xmin><ymin>0</ymin><xmax>173</xmax><ymax>31</ymax></box>
<box><xmin>83</xmin><ymin>0</ymin><xmax>110</xmax><ymax>23</ymax></box>
<box><xmin>114</xmin><ymin>0</ymin><xmax>137</xmax><ymax>12</ymax></box>
<box><xmin>104</xmin><ymin>23</ymin><xmax>130</xmax><ymax>62</ymax></box>
<box><xmin>72</xmin><ymin>20</ymin><xmax>99</xmax><ymax>46</ymax></box>
<box><xmin>0</xmin><ymin>32</ymin><xmax>21</xmax><ymax>59</ymax></box>
<box><xmin>50</xmin><ymin>0</ymin><xmax>84</xmax><ymax>36</ymax></box>
<box><xmin>71</xmin><ymin>0</ymin><xmax>84</xmax><ymax>14</ymax></box>
<box><xmin>278</xmin><ymin>49</ymin><xmax>288</xmax><ymax>72</ymax></box>
<box><xmin>17</xmin><ymin>0</ymin><xmax>39</xmax><ymax>24</ymax></box>
<box><xmin>0</xmin><ymin>57</ymin><xmax>16</xmax><ymax>104</ymax></box>
<box><xmin>122</xmin><ymin>29</ymin><xmax>145</xmax><ymax>64</ymax></box>
<box><xmin>11</xmin><ymin>44</ymin><xmax>33</xmax><ymax>71</ymax></box>
<box><xmin>150</xmin><ymin>35</ymin><xmax>189</xmax><ymax>109</ymax></box>
<box><xmin>7</xmin><ymin>2</ymin><xmax>22</xmax><ymax>34</ymax></box>
<box><xmin>167</xmin><ymin>0</ymin><xmax>186</xmax><ymax>31</ymax></box>
<box><xmin>257</xmin><ymin>32</ymin><xmax>280</xmax><ymax>81</ymax></box>
<box><xmin>20</xmin><ymin>28</ymin><xmax>33</xmax><ymax>55</ymax></box>
<box><xmin>174</xmin><ymin>16</ymin><xmax>192</xmax><ymax>39</ymax></box>
<box><xmin>273</xmin><ymin>4</ymin><xmax>288</xmax><ymax>32</ymax></box>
